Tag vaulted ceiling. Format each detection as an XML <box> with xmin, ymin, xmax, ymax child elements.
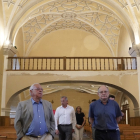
<box><xmin>2</xmin><ymin>0</ymin><xmax>140</xmax><ymax>56</ymax></box>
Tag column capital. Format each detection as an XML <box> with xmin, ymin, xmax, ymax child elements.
<box><xmin>3</xmin><ymin>43</ymin><xmax>17</xmax><ymax>56</ymax></box>
<box><xmin>129</xmin><ymin>44</ymin><xmax>140</xmax><ymax>57</ymax></box>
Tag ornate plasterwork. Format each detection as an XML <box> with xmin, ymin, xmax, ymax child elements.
<box><xmin>16</xmin><ymin>83</ymin><xmax>118</xmax><ymax>99</ymax></box>
<box><xmin>2</xmin><ymin>0</ymin><xmax>139</xmax><ymax>57</ymax></box>
<box><xmin>14</xmin><ymin>0</ymin><xmax>44</xmax><ymax>16</ymax></box>
<box><xmin>15</xmin><ymin>0</ymin><xmax>30</xmax><ymax>14</ymax></box>
<box><xmin>29</xmin><ymin>18</ymin><xmax>108</xmax><ymax>54</ymax></box>
<box><xmin>2</xmin><ymin>0</ymin><xmax>139</xmax><ymax>19</ymax></box>
<box><xmin>22</xmin><ymin>85</ymin><xmax>99</xmax><ymax>97</ymax></box>
<box><xmin>3</xmin><ymin>0</ymin><xmax>16</xmax><ymax>7</ymax></box>
<box><xmin>42</xmin><ymin>85</ymin><xmax>98</xmax><ymax>95</ymax></box>
<box><xmin>30</xmin><ymin>0</ymin><xmax>113</xmax><ymax>14</ymax></box>
<box><xmin>114</xmin><ymin>0</ymin><xmax>139</xmax><ymax>33</ymax></box>
<box><xmin>23</xmin><ymin>14</ymin><xmax>61</xmax><ymax>45</ymax></box>
<box><xmin>116</xmin><ymin>0</ymin><xmax>129</xmax><ymax>11</ymax></box>
<box><xmin>2</xmin><ymin>0</ymin><xmax>44</xmax><ymax>25</ymax></box>
<box><xmin>131</xmin><ymin>0</ymin><xmax>140</xmax><ymax>11</ymax></box>
<box><xmin>113</xmin><ymin>0</ymin><xmax>140</xmax><ymax>11</ymax></box>
<box><xmin>77</xmin><ymin>12</ymin><xmax>122</xmax><ymax>48</ymax></box>
<box><xmin>3</xmin><ymin>0</ymin><xmax>41</xmax><ymax>9</ymax></box>
<box><xmin>22</xmin><ymin>0</ymin><xmax>122</xmax><ymax>56</ymax></box>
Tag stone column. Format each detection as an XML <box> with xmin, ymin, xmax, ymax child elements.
<box><xmin>1</xmin><ymin>44</ymin><xmax>17</xmax><ymax>116</ymax></box>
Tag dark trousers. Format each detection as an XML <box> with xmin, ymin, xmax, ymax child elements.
<box><xmin>95</xmin><ymin>129</ymin><xmax>120</xmax><ymax>140</ymax></box>
<box><xmin>92</xmin><ymin>127</ymin><xmax>95</xmax><ymax>140</ymax></box>
<box><xmin>58</xmin><ymin>124</ymin><xmax>72</xmax><ymax>140</ymax></box>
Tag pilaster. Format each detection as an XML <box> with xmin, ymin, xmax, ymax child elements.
<box><xmin>129</xmin><ymin>44</ymin><xmax>140</xmax><ymax>116</ymax></box>
<box><xmin>1</xmin><ymin>44</ymin><xmax>17</xmax><ymax>116</ymax></box>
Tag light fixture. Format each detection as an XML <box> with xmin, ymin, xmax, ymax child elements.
<box><xmin>14</xmin><ymin>46</ymin><xmax>17</xmax><ymax>49</ymax></box>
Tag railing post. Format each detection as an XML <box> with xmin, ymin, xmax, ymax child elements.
<box><xmin>63</xmin><ymin>56</ymin><xmax>66</xmax><ymax>70</ymax></box>
<box><xmin>5</xmin><ymin>56</ymin><xmax>137</xmax><ymax>71</ymax></box>
<box><xmin>121</xmin><ymin>58</ymin><xmax>124</xmax><ymax>70</ymax></box>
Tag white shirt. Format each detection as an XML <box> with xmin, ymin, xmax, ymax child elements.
<box><xmin>55</xmin><ymin>105</ymin><xmax>76</xmax><ymax>130</ymax></box>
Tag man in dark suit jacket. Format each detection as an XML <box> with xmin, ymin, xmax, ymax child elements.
<box><xmin>14</xmin><ymin>83</ymin><xmax>55</xmax><ymax>140</ymax></box>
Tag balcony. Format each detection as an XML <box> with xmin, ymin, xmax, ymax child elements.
<box><xmin>7</xmin><ymin>57</ymin><xmax>137</xmax><ymax>71</ymax></box>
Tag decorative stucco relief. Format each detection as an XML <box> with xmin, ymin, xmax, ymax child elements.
<box><xmin>32</xmin><ymin>19</ymin><xmax>108</xmax><ymax>50</ymax></box>
<box><xmin>131</xmin><ymin>0</ymin><xmax>140</xmax><ymax>11</ymax></box>
<box><xmin>3</xmin><ymin>0</ymin><xmax>43</xmax><ymax>10</ymax></box>
<box><xmin>22</xmin><ymin>84</ymin><xmax>99</xmax><ymax>98</ymax></box>
<box><xmin>2</xmin><ymin>0</ymin><xmax>44</xmax><ymax>25</ymax></box>
<box><xmin>14</xmin><ymin>0</ymin><xmax>30</xmax><ymax>14</ymax></box>
<box><xmin>2</xmin><ymin>0</ymin><xmax>139</xmax><ymax>56</ymax></box>
<box><xmin>115</xmin><ymin>0</ymin><xmax>129</xmax><ymax>11</ymax></box>
<box><xmin>14</xmin><ymin>0</ymin><xmax>44</xmax><ymax>16</ymax></box>
<box><xmin>3</xmin><ymin>0</ymin><xmax>16</xmax><ymax>7</ymax></box>
<box><xmin>3</xmin><ymin>0</ymin><xmax>16</xmax><ymax>24</ymax></box>
<box><xmin>22</xmin><ymin>0</ymin><xmax>122</xmax><ymax>56</ymax></box>
<box><xmin>114</xmin><ymin>0</ymin><xmax>140</xmax><ymax>11</ymax></box>
<box><xmin>78</xmin><ymin>12</ymin><xmax>122</xmax><ymax>48</ymax></box>
<box><xmin>113</xmin><ymin>0</ymin><xmax>139</xmax><ymax>31</ymax></box>
<box><xmin>23</xmin><ymin>14</ymin><xmax>61</xmax><ymax>44</ymax></box>
<box><xmin>30</xmin><ymin>0</ymin><xmax>113</xmax><ymax>14</ymax></box>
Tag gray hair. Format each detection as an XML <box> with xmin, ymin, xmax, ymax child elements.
<box><xmin>29</xmin><ymin>83</ymin><xmax>40</xmax><ymax>95</ymax></box>
<box><xmin>98</xmin><ymin>85</ymin><xmax>109</xmax><ymax>93</ymax></box>
<box><xmin>61</xmin><ymin>96</ymin><xmax>68</xmax><ymax>101</ymax></box>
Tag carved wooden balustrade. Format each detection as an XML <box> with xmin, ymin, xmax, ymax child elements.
<box><xmin>7</xmin><ymin>57</ymin><xmax>137</xmax><ymax>71</ymax></box>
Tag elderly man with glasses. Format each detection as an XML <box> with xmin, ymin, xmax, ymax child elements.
<box><xmin>89</xmin><ymin>85</ymin><xmax>122</xmax><ymax>140</ymax></box>
<box><xmin>14</xmin><ymin>83</ymin><xmax>55</xmax><ymax>140</ymax></box>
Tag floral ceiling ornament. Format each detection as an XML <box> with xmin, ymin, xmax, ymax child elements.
<box><xmin>22</xmin><ymin>0</ymin><xmax>123</xmax><ymax>56</ymax></box>
<box><xmin>23</xmin><ymin>14</ymin><xmax>61</xmax><ymax>44</ymax></box>
<box><xmin>32</xmin><ymin>18</ymin><xmax>108</xmax><ymax>47</ymax></box>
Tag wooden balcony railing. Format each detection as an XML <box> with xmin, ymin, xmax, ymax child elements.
<box><xmin>7</xmin><ymin>57</ymin><xmax>137</xmax><ymax>71</ymax></box>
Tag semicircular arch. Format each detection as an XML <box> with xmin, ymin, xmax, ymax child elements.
<box><xmin>6</xmin><ymin>80</ymin><xmax>139</xmax><ymax>109</ymax></box>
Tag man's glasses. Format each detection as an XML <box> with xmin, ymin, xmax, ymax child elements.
<box><xmin>32</xmin><ymin>88</ymin><xmax>43</xmax><ymax>91</ymax></box>
<box><xmin>99</xmin><ymin>91</ymin><xmax>108</xmax><ymax>94</ymax></box>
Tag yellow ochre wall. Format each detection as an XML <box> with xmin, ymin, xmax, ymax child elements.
<box><xmin>28</xmin><ymin>30</ymin><xmax>113</xmax><ymax>57</ymax></box>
